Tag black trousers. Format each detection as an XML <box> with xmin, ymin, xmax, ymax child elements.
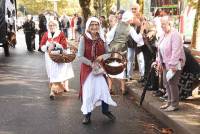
<box><xmin>25</xmin><ymin>33</ymin><xmax>35</xmax><ymax>51</ymax></box>
<box><xmin>85</xmin><ymin>101</ymin><xmax>109</xmax><ymax>117</ymax></box>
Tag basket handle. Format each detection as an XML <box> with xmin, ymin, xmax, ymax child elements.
<box><xmin>111</xmin><ymin>52</ymin><xmax>127</xmax><ymax>66</ymax></box>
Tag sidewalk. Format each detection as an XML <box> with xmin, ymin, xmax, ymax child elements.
<box><xmin>126</xmin><ymin>79</ymin><xmax>200</xmax><ymax>134</ymax></box>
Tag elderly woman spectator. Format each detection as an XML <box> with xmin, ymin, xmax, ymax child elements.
<box><xmin>157</xmin><ymin>16</ymin><xmax>185</xmax><ymax>112</ymax></box>
<box><xmin>78</xmin><ymin>17</ymin><xmax>117</xmax><ymax>124</ymax></box>
<box><xmin>39</xmin><ymin>19</ymin><xmax>74</xmax><ymax>100</ymax></box>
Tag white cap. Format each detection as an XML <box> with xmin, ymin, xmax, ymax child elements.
<box><xmin>121</xmin><ymin>11</ymin><xmax>133</xmax><ymax>22</ymax></box>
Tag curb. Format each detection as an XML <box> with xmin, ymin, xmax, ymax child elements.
<box><xmin>126</xmin><ymin>84</ymin><xmax>193</xmax><ymax>134</ymax></box>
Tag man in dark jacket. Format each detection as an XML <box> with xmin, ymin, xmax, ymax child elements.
<box><xmin>21</xmin><ymin>15</ymin><xmax>36</xmax><ymax>51</ymax></box>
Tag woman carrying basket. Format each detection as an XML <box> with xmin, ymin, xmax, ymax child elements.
<box><xmin>40</xmin><ymin>19</ymin><xmax>74</xmax><ymax>100</ymax></box>
<box><xmin>78</xmin><ymin>17</ymin><xmax>117</xmax><ymax>124</ymax></box>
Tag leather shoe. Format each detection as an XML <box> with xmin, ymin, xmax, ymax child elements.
<box><xmin>160</xmin><ymin>104</ymin><xmax>169</xmax><ymax>109</ymax></box>
<box><xmin>163</xmin><ymin>106</ymin><xmax>179</xmax><ymax>112</ymax></box>
<box><xmin>82</xmin><ymin>116</ymin><xmax>91</xmax><ymax>124</ymax></box>
<box><xmin>103</xmin><ymin>111</ymin><xmax>116</xmax><ymax>121</ymax></box>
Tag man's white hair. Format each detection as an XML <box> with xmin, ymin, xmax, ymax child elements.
<box><xmin>121</xmin><ymin>11</ymin><xmax>134</xmax><ymax>22</ymax></box>
<box><xmin>131</xmin><ymin>3</ymin><xmax>140</xmax><ymax>11</ymax></box>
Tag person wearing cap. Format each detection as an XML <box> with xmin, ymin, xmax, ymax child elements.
<box><xmin>106</xmin><ymin>10</ymin><xmax>146</xmax><ymax>95</ymax></box>
<box><xmin>78</xmin><ymin>17</ymin><xmax>117</xmax><ymax>124</ymax></box>
<box><xmin>127</xmin><ymin>3</ymin><xmax>146</xmax><ymax>83</ymax></box>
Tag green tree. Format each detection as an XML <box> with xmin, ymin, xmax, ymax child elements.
<box><xmin>93</xmin><ymin>0</ymin><xmax>114</xmax><ymax>18</ymax></box>
<box><xmin>17</xmin><ymin>0</ymin><xmax>80</xmax><ymax>16</ymax></box>
<box><xmin>105</xmin><ymin>0</ymin><xmax>114</xmax><ymax>17</ymax></box>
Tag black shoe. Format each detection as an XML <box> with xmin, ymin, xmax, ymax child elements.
<box><xmin>137</xmin><ymin>77</ymin><xmax>145</xmax><ymax>83</ymax></box>
<box><xmin>153</xmin><ymin>90</ymin><xmax>164</xmax><ymax>97</ymax></box>
<box><xmin>103</xmin><ymin>111</ymin><xmax>116</xmax><ymax>121</ymax></box>
<box><xmin>50</xmin><ymin>95</ymin><xmax>55</xmax><ymax>100</ymax></box>
<box><xmin>82</xmin><ymin>116</ymin><xmax>91</xmax><ymax>124</ymax></box>
<box><xmin>38</xmin><ymin>48</ymin><xmax>44</xmax><ymax>53</ymax></box>
<box><xmin>159</xmin><ymin>96</ymin><xmax>168</xmax><ymax>102</ymax></box>
<box><xmin>122</xmin><ymin>90</ymin><xmax>128</xmax><ymax>95</ymax></box>
<box><xmin>126</xmin><ymin>77</ymin><xmax>133</xmax><ymax>81</ymax></box>
<box><xmin>129</xmin><ymin>77</ymin><xmax>133</xmax><ymax>81</ymax></box>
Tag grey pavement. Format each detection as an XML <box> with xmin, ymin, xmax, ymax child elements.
<box><xmin>0</xmin><ymin>32</ymin><xmax>166</xmax><ymax>134</ymax></box>
<box><xmin>126</xmin><ymin>79</ymin><xmax>200</xmax><ymax>134</ymax></box>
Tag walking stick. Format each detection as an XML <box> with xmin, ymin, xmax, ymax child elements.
<box><xmin>139</xmin><ymin>66</ymin><xmax>154</xmax><ymax>106</ymax></box>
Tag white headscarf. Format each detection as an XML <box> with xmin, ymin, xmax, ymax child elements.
<box><xmin>47</xmin><ymin>19</ymin><xmax>61</xmax><ymax>38</ymax></box>
<box><xmin>121</xmin><ymin>11</ymin><xmax>134</xmax><ymax>22</ymax></box>
<box><xmin>85</xmin><ymin>17</ymin><xmax>105</xmax><ymax>42</ymax></box>
<box><xmin>47</xmin><ymin>19</ymin><xmax>59</xmax><ymax>32</ymax></box>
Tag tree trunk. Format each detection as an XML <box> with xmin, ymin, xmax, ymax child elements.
<box><xmin>117</xmin><ymin>0</ymin><xmax>120</xmax><ymax>10</ymax></box>
<box><xmin>105</xmin><ymin>0</ymin><xmax>114</xmax><ymax>18</ymax></box>
<box><xmin>191</xmin><ymin>0</ymin><xmax>200</xmax><ymax>49</ymax></box>
<box><xmin>79</xmin><ymin>0</ymin><xmax>91</xmax><ymax>24</ymax></box>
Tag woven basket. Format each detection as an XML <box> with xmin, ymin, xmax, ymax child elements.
<box><xmin>103</xmin><ymin>52</ymin><xmax>126</xmax><ymax>75</ymax></box>
<box><xmin>49</xmin><ymin>47</ymin><xmax>76</xmax><ymax>63</ymax></box>
<box><xmin>49</xmin><ymin>53</ymin><xmax>76</xmax><ymax>63</ymax></box>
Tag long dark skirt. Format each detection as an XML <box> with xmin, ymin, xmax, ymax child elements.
<box><xmin>178</xmin><ymin>47</ymin><xmax>200</xmax><ymax>100</ymax></box>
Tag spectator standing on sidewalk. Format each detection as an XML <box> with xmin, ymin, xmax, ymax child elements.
<box><xmin>75</xmin><ymin>15</ymin><xmax>82</xmax><ymax>42</ymax></box>
<box><xmin>127</xmin><ymin>3</ymin><xmax>145</xmax><ymax>82</ymax></box>
<box><xmin>61</xmin><ymin>14</ymin><xmax>70</xmax><ymax>38</ymax></box>
<box><xmin>99</xmin><ymin>15</ymin><xmax>107</xmax><ymax>35</ymax></box>
<box><xmin>157</xmin><ymin>16</ymin><xmax>185</xmax><ymax>112</ymax></box>
<box><xmin>38</xmin><ymin>14</ymin><xmax>47</xmax><ymax>52</ymax></box>
<box><xmin>71</xmin><ymin>14</ymin><xmax>77</xmax><ymax>40</ymax></box>
<box><xmin>20</xmin><ymin>15</ymin><xmax>36</xmax><ymax>52</ymax></box>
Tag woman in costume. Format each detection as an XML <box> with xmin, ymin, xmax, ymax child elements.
<box><xmin>78</xmin><ymin>17</ymin><xmax>117</xmax><ymax>124</ymax></box>
<box><xmin>40</xmin><ymin>19</ymin><xmax>74</xmax><ymax>100</ymax></box>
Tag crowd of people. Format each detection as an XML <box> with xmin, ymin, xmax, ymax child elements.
<box><xmin>18</xmin><ymin>2</ymin><xmax>200</xmax><ymax>125</ymax></box>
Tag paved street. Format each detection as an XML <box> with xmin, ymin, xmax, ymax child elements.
<box><xmin>0</xmin><ymin>32</ymin><xmax>166</xmax><ymax>134</ymax></box>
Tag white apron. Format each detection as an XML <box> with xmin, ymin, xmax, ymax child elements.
<box><xmin>45</xmin><ymin>52</ymin><xmax>74</xmax><ymax>82</ymax></box>
<box><xmin>81</xmin><ymin>72</ymin><xmax>117</xmax><ymax>115</ymax></box>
